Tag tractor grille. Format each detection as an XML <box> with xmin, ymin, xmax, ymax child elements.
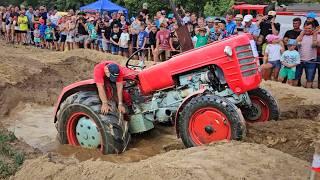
<box><xmin>236</xmin><ymin>45</ymin><xmax>258</xmax><ymax>77</ymax></box>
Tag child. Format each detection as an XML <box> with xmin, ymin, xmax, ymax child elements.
<box><xmin>119</xmin><ymin>25</ymin><xmax>130</xmax><ymax>57</ymax></box>
<box><xmin>278</xmin><ymin>39</ymin><xmax>300</xmax><ymax>85</ymax></box>
<box><xmin>137</xmin><ymin>23</ymin><xmax>148</xmax><ymax>67</ymax></box>
<box><xmin>39</xmin><ymin>18</ymin><xmax>47</xmax><ymax>48</ymax></box>
<box><xmin>45</xmin><ymin>20</ymin><xmax>54</xmax><ymax>50</ymax></box>
<box><xmin>110</xmin><ymin>24</ymin><xmax>121</xmax><ymax>55</ymax></box>
<box><xmin>262</xmin><ymin>34</ymin><xmax>285</xmax><ymax>81</ymax></box>
<box><xmin>54</xmin><ymin>26</ymin><xmax>60</xmax><ymax>51</ymax></box>
<box><xmin>195</xmin><ymin>27</ymin><xmax>208</xmax><ymax>48</ymax></box>
<box><xmin>33</xmin><ymin>24</ymin><xmax>41</xmax><ymax>47</ymax></box>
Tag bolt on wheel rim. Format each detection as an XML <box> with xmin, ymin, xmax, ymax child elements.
<box><xmin>75</xmin><ymin>117</ymin><xmax>101</xmax><ymax>149</ymax></box>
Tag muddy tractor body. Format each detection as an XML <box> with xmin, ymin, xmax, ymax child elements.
<box><xmin>54</xmin><ymin>33</ymin><xmax>279</xmax><ymax>154</ymax></box>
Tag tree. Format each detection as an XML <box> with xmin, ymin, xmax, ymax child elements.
<box><xmin>204</xmin><ymin>0</ymin><xmax>235</xmax><ymax>17</ymax></box>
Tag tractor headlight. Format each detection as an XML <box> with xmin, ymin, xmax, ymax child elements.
<box><xmin>224</xmin><ymin>46</ymin><xmax>233</xmax><ymax>57</ymax></box>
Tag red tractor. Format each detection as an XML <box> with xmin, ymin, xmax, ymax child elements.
<box><xmin>53</xmin><ymin>33</ymin><xmax>280</xmax><ymax>154</ymax></box>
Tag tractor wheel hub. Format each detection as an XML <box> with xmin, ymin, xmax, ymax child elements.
<box><xmin>246</xmin><ymin>103</ymin><xmax>262</xmax><ymax>121</ymax></box>
<box><xmin>76</xmin><ymin>117</ymin><xmax>101</xmax><ymax>149</ymax></box>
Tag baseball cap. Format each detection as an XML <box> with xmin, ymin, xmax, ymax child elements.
<box><xmin>235</xmin><ymin>14</ymin><xmax>243</xmax><ymax>20</ymax></box>
<box><xmin>266</xmin><ymin>34</ymin><xmax>280</xmax><ymax>43</ymax></box>
<box><xmin>287</xmin><ymin>39</ymin><xmax>297</xmax><ymax>46</ymax></box>
<box><xmin>214</xmin><ymin>17</ymin><xmax>221</xmax><ymax>23</ymax></box>
<box><xmin>118</xmin><ymin>10</ymin><xmax>124</xmax><ymax>14</ymax></box>
<box><xmin>268</xmin><ymin>11</ymin><xmax>277</xmax><ymax>16</ymax></box>
<box><xmin>107</xmin><ymin>64</ymin><xmax>120</xmax><ymax>82</ymax></box>
<box><xmin>306</xmin><ymin>12</ymin><xmax>317</xmax><ymax>19</ymax></box>
<box><xmin>243</xmin><ymin>15</ymin><xmax>253</xmax><ymax>22</ymax></box>
<box><xmin>121</xmin><ymin>25</ymin><xmax>128</xmax><ymax>30</ymax></box>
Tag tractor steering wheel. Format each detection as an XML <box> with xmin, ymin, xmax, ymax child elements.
<box><xmin>126</xmin><ymin>48</ymin><xmax>147</xmax><ymax>70</ymax></box>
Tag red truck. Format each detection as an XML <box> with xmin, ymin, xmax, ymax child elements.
<box><xmin>53</xmin><ymin>33</ymin><xmax>279</xmax><ymax>154</ymax></box>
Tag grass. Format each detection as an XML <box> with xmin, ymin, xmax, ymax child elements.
<box><xmin>0</xmin><ymin>131</ymin><xmax>25</xmax><ymax>179</ymax></box>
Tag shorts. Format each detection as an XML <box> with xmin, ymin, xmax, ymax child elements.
<box><xmin>111</xmin><ymin>44</ymin><xmax>119</xmax><ymax>54</ymax></box>
<box><xmin>6</xmin><ymin>25</ymin><xmax>11</xmax><ymax>31</ymax></box>
<box><xmin>102</xmin><ymin>41</ymin><xmax>111</xmax><ymax>51</ymax></box>
<box><xmin>66</xmin><ymin>34</ymin><xmax>74</xmax><ymax>43</ymax></box>
<box><xmin>60</xmin><ymin>34</ymin><xmax>67</xmax><ymax>42</ymax></box>
<box><xmin>75</xmin><ymin>34</ymin><xmax>88</xmax><ymax>43</ymax></box>
<box><xmin>295</xmin><ymin>60</ymin><xmax>317</xmax><ymax>82</ymax></box>
<box><xmin>46</xmin><ymin>39</ymin><xmax>53</xmax><ymax>43</ymax></box>
<box><xmin>97</xmin><ymin>36</ymin><xmax>103</xmax><ymax>49</ymax></box>
<box><xmin>279</xmin><ymin>67</ymin><xmax>296</xmax><ymax>80</ymax></box>
<box><xmin>119</xmin><ymin>47</ymin><xmax>128</xmax><ymax>53</ymax></box>
<box><xmin>34</xmin><ymin>37</ymin><xmax>41</xmax><ymax>43</ymax></box>
<box><xmin>86</xmin><ymin>37</ymin><xmax>97</xmax><ymax>44</ymax></box>
<box><xmin>268</xmin><ymin>60</ymin><xmax>281</xmax><ymax>69</ymax></box>
<box><xmin>20</xmin><ymin>30</ymin><xmax>27</xmax><ymax>34</ymax></box>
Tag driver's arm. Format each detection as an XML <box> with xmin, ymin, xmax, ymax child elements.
<box><xmin>97</xmin><ymin>83</ymin><xmax>108</xmax><ymax>105</ymax></box>
<box><xmin>116</xmin><ymin>82</ymin><xmax>123</xmax><ymax>105</ymax></box>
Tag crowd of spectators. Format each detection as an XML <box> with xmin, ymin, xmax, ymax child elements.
<box><xmin>0</xmin><ymin>3</ymin><xmax>319</xmax><ymax>88</ymax></box>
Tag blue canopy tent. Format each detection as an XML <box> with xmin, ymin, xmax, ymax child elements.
<box><xmin>80</xmin><ymin>0</ymin><xmax>128</xmax><ymax>15</ymax></box>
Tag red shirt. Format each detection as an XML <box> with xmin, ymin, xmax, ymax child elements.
<box><xmin>94</xmin><ymin>61</ymin><xmax>124</xmax><ymax>84</ymax></box>
<box><xmin>156</xmin><ymin>29</ymin><xmax>171</xmax><ymax>50</ymax></box>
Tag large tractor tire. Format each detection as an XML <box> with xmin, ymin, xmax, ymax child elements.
<box><xmin>179</xmin><ymin>95</ymin><xmax>246</xmax><ymax>148</ymax></box>
<box><xmin>56</xmin><ymin>91</ymin><xmax>130</xmax><ymax>154</ymax></box>
<box><xmin>242</xmin><ymin>88</ymin><xmax>280</xmax><ymax>122</ymax></box>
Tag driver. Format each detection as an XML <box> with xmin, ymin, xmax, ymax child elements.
<box><xmin>94</xmin><ymin>61</ymin><xmax>129</xmax><ymax>115</ymax></box>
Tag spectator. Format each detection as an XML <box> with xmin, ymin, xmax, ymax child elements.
<box><xmin>49</xmin><ymin>9</ymin><xmax>60</xmax><ymax>27</ymax></box>
<box><xmin>170</xmin><ymin>23</ymin><xmax>180</xmax><ymax>56</ymax></box>
<box><xmin>243</xmin><ymin>14</ymin><xmax>260</xmax><ymax>40</ymax></box>
<box><xmin>25</xmin><ymin>6</ymin><xmax>34</xmax><ymax>44</ymax></box>
<box><xmin>149</xmin><ymin>24</ymin><xmax>158</xmax><ymax>59</ymax></box>
<box><xmin>39</xmin><ymin>6</ymin><xmax>47</xmax><ymax>23</ymax></box>
<box><xmin>18</xmin><ymin>9</ymin><xmax>28</xmax><ymax>44</ymax></box>
<box><xmin>262</xmin><ymin>34</ymin><xmax>285</xmax><ymax>81</ymax></box>
<box><xmin>257</xmin><ymin>11</ymin><xmax>280</xmax><ymax>37</ymax></box>
<box><xmin>53</xmin><ymin>25</ymin><xmax>60</xmax><ymax>51</ymax></box>
<box><xmin>137</xmin><ymin>23</ymin><xmax>148</xmax><ymax>66</ymax></box>
<box><xmin>66</xmin><ymin>16</ymin><xmax>76</xmax><ymax>50</ymax></box>
<box><xmin>225</xmin><ymin>13</ymin><xmax>236</xmax><ymax>35</ymax></box>
<box><xmin>294</xmin><ymin>22</ymin><xmax>319</xmax><ymax>88</ymax></box>
<box><xmin>234</xmin><ymin>14</ymin><xmax>244</xmax><ymax>35</ymax></box>
<box><xmin>305</xmin><ymin>12</ymin><xmax>319</xmax><ymax>28</ymax></box>
<box><xmin>75</xmin><ymin>16</ymin><xmax>88</xmax><ymax>49</ymax></box>
<box><xmin>183</xmin><ymin>11</ymin><xmax>191</xmax><ymax>24</ymax></box>
<box><xmin>110</xmin><ymin>24</ymin><xmax>121</xmax><ymax>55</ymax></box>
<box><xmin>39</xmin><ymin>18</ymin><xmax>46</xmax><ymax>48</ymax></box>
<box><xmin>283</xmin><ymin>18</ymin><xmax>302</xmax><ymax>48</ymax></box>
<box><xmin>154</xmin><ymin>22</ymin><xmax>171</xmax><ymax>63</ymax></box>
<box><xmin>45</xmin><ymin>20</ymin><xmax>54</xmax><ymax>49</ymax></box>
<box><xmin>33</xmin><ymin>23</ymin><xmax>41</xmax><ymax>47</ymax></box>
<box><xmin>101</xmin><ymin>20</ymin><xmax>111</xmax><ymax>53</ymax></box>
<box><xmin>85</xmin><ymin>17</ymin><xmax>98</xmax><ymax>49</ymax></box>
<box><xmin>119</xmin><ymin>25</ymin><xmax>130</xmax><ymax>57</ymax></box>
<box><xmin>217</xmin><ymin>20</ymin><xmax>230</xmax><ymax>40</ymax></box>
<box><xmin>59</xmin><ymin>16</ymin><xmax>67</xmax><ymax>51</ymax></box>
<box><xmin>195</xmin><ymin>27</ymin><xmax>208</xmax><ymax>48</ymax></box>
<box><xmin>278</xmin><ymin>39</ymin><xmax>300</xmax><ymax>85</ymax></box>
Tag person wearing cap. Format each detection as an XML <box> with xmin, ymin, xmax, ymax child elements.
<box><xmin>262</xmin><ymin>34</ymin><xmax>285</xmax><ymax>81</ymax></box>
<box><xmin>234</xmin><ymin>14</ymin><xmax>244</xmax><ymax>35</ymax></box>
<box><xmin>243</xmin><ymin>14</ymin><xmax>260</xmax><ymax>40</ymax></box>
<box><xmin>305</xmin><ymin>12</ymin><xmax>319</xmax><ymax>28</ymax></box>
<box><xmin>278</xmin><ymin>39</ymin><xmax>300</xmax><ymax>85</ymax></box>
<box><xmin>94</xmin><ymin>61</ymin><xmax>128</xmax><ymax>115</ymax></box>
<box><xmin>119</xmin><ymin>25</ymin><xmax>130</xmax><ymax>57</ymax></box>
<box><xmin>257</xmin><ymin>11</ymin><xmax>280</xmax><ymax>38</ymax></box>
<box><xmin>195</xmin><ymin>26</ymin><xmax>209</xmax><ymax>48</ymax></box>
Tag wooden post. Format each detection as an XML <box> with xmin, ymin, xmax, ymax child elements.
<box><xmin>311</xmin><ymin>141</ymin><xmax>320</xmax><ymax>180</ymax></box>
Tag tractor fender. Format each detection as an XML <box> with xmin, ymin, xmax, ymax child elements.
<box><xmin>174</xmin><ymin>89</ymin><xmax>206</xmax><ymax>138</ymax></box>
<box><xmin>53</xmin><ymin>79</ymin><xmax>97</xmax><ymax>123</ymax></box>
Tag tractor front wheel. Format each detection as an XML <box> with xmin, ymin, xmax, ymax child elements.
<box><xmin>56</xmin><ymin>91</ymin><xmax>130</xmax><ymax>154</ymax></box>
<box><xmin>242</xmin><ymin>88</ymin><xmax>280</xmax><ymax>123</ymax></box>
<box><xmin>179</xmin><ymin>95</ymin><xmax>246</xmax><ymax>148</ymax></box>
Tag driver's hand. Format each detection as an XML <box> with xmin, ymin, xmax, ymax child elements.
<box><xmin>101</xmin><ymin>103</ymin><xmax>111</xmax><ymax>115</ymax></box>
<box><xmin>118</xmin><ymin>104</ymin><xmax>126</xmax><ymax>114</ymax></box>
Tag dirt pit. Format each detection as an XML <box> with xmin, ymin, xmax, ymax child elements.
<box><xmin>0</xmin><ymin>41</ymin><xmax>320</xmax><ymax>179</ymax></box>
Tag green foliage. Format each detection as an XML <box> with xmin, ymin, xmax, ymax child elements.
<box><xmin>204</xmin><ymin>0</ymin><xmax>235</xmax><ymax>17</ymax></box>
<box><xmin>0</xmin><ymin>131</ymin><xmax>25</xmax><ymax>179</ymax></box>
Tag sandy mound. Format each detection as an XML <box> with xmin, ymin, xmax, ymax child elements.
<box><xmin>13</xmin><ymin>142</ymin><xmax>309</xmax><ymax>180</ymax></box>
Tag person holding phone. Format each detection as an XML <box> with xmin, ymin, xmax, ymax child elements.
<box><xmin>233</xmin><ymin>14</ymin><xmax>244</xmax><ymax>35</ymax></box>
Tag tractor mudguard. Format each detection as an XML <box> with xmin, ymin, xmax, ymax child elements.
<box><xmin>174</xmin><ymin>89</ymin><xmax>206</xmax><ymax>138</ymax></box>
<box><xmin>53</xmin><ymin>79</ymin><xmax>97</xmax><ymax>123</ymax></box>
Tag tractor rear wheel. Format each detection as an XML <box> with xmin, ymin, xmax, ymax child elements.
<box><xmin>242</xmin><ymin>88</ymin><xmax>280</xmax><ymax>122</ymax></box>
<box><xmin>56</xmin><ymin>91</ymin><xmax>130</xmax><ymax>154</ymax></box>
<box><xmin>179</xmin><ymin>95</ymin><xmax>246</xmax><ymax>148</ymax></box>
